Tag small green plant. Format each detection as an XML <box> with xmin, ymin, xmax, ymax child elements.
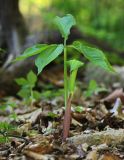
<box><xmin>0</xmin><ymin>100</ymin><xmax>18</xmax><ymax>121</ymax></box>
<box><xmin>47</xmin><ymin>112</ymin><xmax>58</xmax><ymax>118</ymax></box>
<box><xmin>14</xmin><ymin>14</ymin><xmax>115</xmax><ymax>140</ymax></box>
<box><xmin>0</xmin><ymin>101</ymin><xmax>16</xmax><ymax>110</ymax></box>
<box><xmin>84</xmin><ymin>80</ymin><xmax>107</xmax><ymax>98</ymax></box>
<box><xmin>0</xmin><ymin>122</ymin><xmax>16</xmax><ymax>143</ymax></box>
<box><xmin>15</xmin><ymin>70</ymin><xmax>41</xmax><ymax>105</ymax></box>
<box><xmin>75</xmin><ymin>106</ymin><xmax>84</xmax><ymax>113</ymax></box>
<box><xmin>41</xmin><ymin>89</ymin><xmax>64</xmax><ymax>99</ymax></box>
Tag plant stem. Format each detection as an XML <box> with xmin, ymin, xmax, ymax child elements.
<box><xmin>63</xmin><ymin>93</ymin><xmax>72</xmax><ymax>141</ymax></box>
<box><xmin>64</xmin><ymin>38</ymin><xmax>68</xmax><ymax>108</ymax></box>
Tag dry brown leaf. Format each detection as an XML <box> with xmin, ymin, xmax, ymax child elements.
<box><xmin>24</xmin><ymin>143</ymin><xmax>53</xmax><ymax>154</ymax></box>
<box><xmin>23</xmin><ymin>150</ymin><xmax>54</xmax><ymax>160</ymax></box>
<box><xmin>101</xmin><ymin>152</ymin><xmax>121</xmax><ymax>160</ymax></box>
<box><xmin>86</xmin><ymin>150</ymin><xmax>98</xmax><ymax>160</ymax></box>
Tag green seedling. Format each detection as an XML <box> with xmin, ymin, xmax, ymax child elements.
<box><xmin>15</xmin><ymin>70</ymin><xmax>41</xmax><ymax>105</ymax></box>
<box><xmin>0</xmin><ymin>101</ymin><xmax>16</xmax><ymax>111</ymax></box>
<box><xmin>0</xmin><ymin>100</ymin><xmax>18</xmax><ymax>121</ymax></box>
<box><xmin>41</xmin><ymin>89</ymin><xmax>64</xmax><ymax>99</ymax></box>
<box><xmin>84</xmin><ymin>80</ymin><xmax>107</xmax><ymax>98</ymax></box>
<box><xmin>47</xmin><ymin>112</ymin><xmax>58</xmax><ymax>118</ymax></box>
<box><xmin>75</xmin><ymin>106</ymin><xmax>84</xmax><ymax>113</ymax></box>
<box><xmin>14</xmin><ymin>14</ymin><xmax>115</xmax><ymax>140</ymax></box>
<box><xmin>0</xmin><ymin>122</ymin><xmax>16</xmax><ymax>143</ymax></box>
<box><xmin>9</xmin><ymin>112</ymin><xmax>18</xmax><ymax>121</ymax></box>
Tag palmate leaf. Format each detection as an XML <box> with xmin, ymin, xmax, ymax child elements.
<box><xmin>14</xmin><ymin>43</ymin><xmax>64</xmax><ymax>75</ymax></box>
<box><xmin>70</xmin><ymin>41</ymin><xmax>115</xmax><ymax>73</ymax></box>
<box><xmin>35</xmin><ymin>44</ymin><xmax>64</xmax><ymax>74</ymax></box>
<box><xmin>54</xmin><ymin>14</ymin><xmax>76</xmax><ymax>39</ymax></box>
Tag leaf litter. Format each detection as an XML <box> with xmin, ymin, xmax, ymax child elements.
<box><xmin>0</xmin><ymin>66</ymin><xmax>124</xmax><ymax>160</ymax></box>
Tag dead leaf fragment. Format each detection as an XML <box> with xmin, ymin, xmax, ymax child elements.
<box><xmin>101</xmin><ymin>152</ymin><xmax>121</xmax><ymax>160</ymax></box>
<box><xmin>24</xmin><ymin>150</ymin><xmax>54</xmax><ymax>160</ymax></box>
<box><xmin>24</xmin><ymin>143</ymin><xmax>53</xmax><ymax>154</ymax></box>
<box><xmin>86</xmin><ymin>150</ymin><xmax>98</xmax><ymax>160</ymax></box>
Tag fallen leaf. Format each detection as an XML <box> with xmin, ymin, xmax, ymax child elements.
<box><xmin>86</xmin><ymin>150</ymin><xmax>98</xmax><ymax>160</ymax></box>
<box><xmin>101</xmin><ymin>152</ymin><xmax>121</xmax><ymax>160</ymax></box>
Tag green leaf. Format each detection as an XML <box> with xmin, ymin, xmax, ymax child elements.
<box><xmin>15</xmin><ymin>78</ymin><xmax>28</xmax><ymax>86</ymax></box>
<box><xmin>9</xmin><ymin>113</ymin><xmax>18</xmax><ymax>121</ymax></box>
<box><xmin>27</xmin><ymin>70</ymin><xmax>37</xmax><ymax>86</ymax></box>
<box><xmin>14</xmin><ymin>44</ymin><xmax>48</xmax><ymax>61</ymax></box>
<box><xmin>47</xmin><ymin>112</ymin><xmax>58</xmax><ymax>118</ymax></box>
<box><xmin>35</xmin><ymin>44</ymin><xmax>64</xmax><ymax>74</ymax></box>
<box><xmin>17</xmin><ymin>88</ymin><xmax>30</xmax><ymax>99</ymax></box>
<box><xmin>67</xmin><ymin>59</ymin><xmax>84</xmax><ymax>72</ymax></box>
<box><xmin>84</xmin><ymin>80</ymin><xmax>98</xmax><ymax>98</ymax></box>
<box><xmin>6</xmin><ymin>102</ymin><xmax>17</xmax><ymax>108</ymax></box>
<box><xmin>54</xmin><ymin>14</ymin><xmax>76</xmax><ymax>39</ymax></box>
<box><xmin>33</xmin><ymin>91</ymin><xmax>41</xmax><ymax>100</ymax></box>
<box><xmin>84</xmin><ymin>80</ymin><xmax>107</xmax><ymax>98</ymax></box>
<box><xmin>71</xmin><ymin>41</ymin><xmax>115</xmax><ymax>72</ymax></box>
<box><xmin>0</xmin><ymin>101</ymin><xmax>17</xmax><ymax>111</ymax></box>
<box><xmin>0</xmin><ymin>136</ymin><xmax>7</xmax><ymax>143</ymax></box>
<box><xmin>75</xmin><ymin>106</ymin><xmax>84</xmax><ymax>113</ymax></box>
<box><xmin>41</xmin><ymin>90</ymin><xmax>52</xmax><ymax>98</ymax></box>
<box><xmin>41</xmin><ymin>89</ymin><xmax>64</xmax><ymax>99</ymax></box>
<box><xmin>0</xmin><ymin>122</ymin><xmax>15</xmax><ymax>132</ymax></box>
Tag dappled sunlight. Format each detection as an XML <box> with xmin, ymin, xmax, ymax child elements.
<box><xmin>19</xmin><ymin>0</ymin><xmax>52</xmax><ymax>32</ymax></box>
<box><xmin>20</xmin><ymin>0</ymin><xmax>51</xmax><ymax>15</ymax></box>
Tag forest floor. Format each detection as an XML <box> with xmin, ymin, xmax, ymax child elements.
<box><xmin>0</xmin><ymin>65</ymin><xmax>124</xmax><ymax>160</ymax></box>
